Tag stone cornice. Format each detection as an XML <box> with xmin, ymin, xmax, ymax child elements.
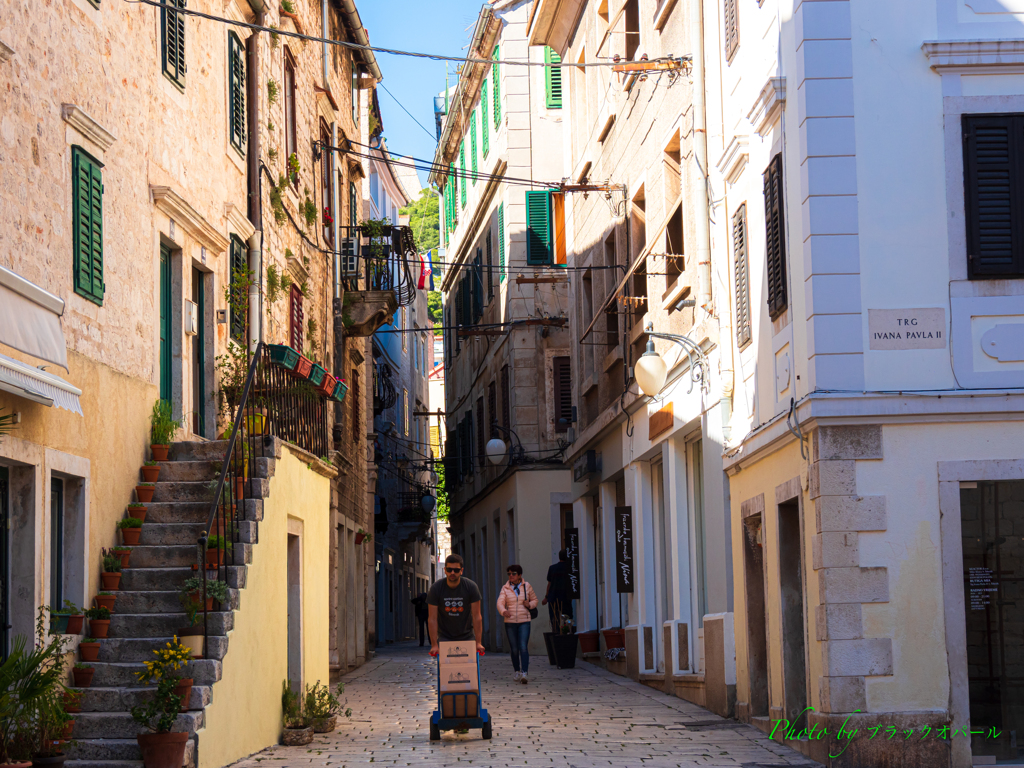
<box><xmin>923</xmin><ymin>39</ymin><xmax>1024</xmax><ymax>72</ymax></box>
<box><xmin>224</xmin><ymin>202</ymin><xmax>256</xmax><ymax>242</ymax></box>
<box><xmin>746</xmin><ymin>77</ymin><xmax>786</xmax><ymax>138</ymax></box>
<box><xmin>151</xmin><ymin>186</ymin><xmax>231</xmax><ymax>253</ymax></box>
<box><xmin>717</xmin><ymin>135</ymin><xmax>749</xmax><ymax>185</ymax></box>
<box><xmin>62</xmin><ymin>104</ymin><xmax>117</xmax><ymax>153</ymax></box>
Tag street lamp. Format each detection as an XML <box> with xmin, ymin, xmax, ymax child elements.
<box><xmin>485</xmin><ymin>437</ymin><xmax>507</xmax><ymax>466</ymax></box>
<box><xmin>634</xmin><ymin>322</ymin><xmax>708</xmax><ymax>398</ymax></box>
<box><xmin>485</xmin><ymin>421</ymin><xmax>527</xmax><ymax>466</ymax></box>
<box><xmin>421</xmin><ymin>494</ymin><xmax>436</xmax><ymax>513</ymax></box>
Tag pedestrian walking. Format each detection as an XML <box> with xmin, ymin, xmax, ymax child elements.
<box><xmin>411</xmin><ymin>592</ymin><xmax>429</xmax><ymax>647</ymax></box>
<box><xmin>427</xmin><ymin>553</ymin><xmax>484</xmax><ymax>655</ymax></box>
<box><xmin>541</xmin><ymin>549</ymin><xmax>573</xmax><ymax>632</ymax></box>
<box><xmin>496</xmin><ymin>564</ymin><xmax>537</xmax><ymax>684</ymax></box>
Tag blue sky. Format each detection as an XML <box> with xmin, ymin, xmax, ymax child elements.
<box><xmin>357</xmin><ymin>0</ymin><xmax>484</xmax><ymax>191</ymax></box>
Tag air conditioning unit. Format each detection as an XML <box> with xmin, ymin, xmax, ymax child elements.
<box><xmin>184</xmin><ymin>300</ymin><xmax>199</xmax><ymax>336</ymax></box>
<box><xmin>340</xmin><ymin>237</ymin><xmax>360</xmax><ymax>276</ymax></box>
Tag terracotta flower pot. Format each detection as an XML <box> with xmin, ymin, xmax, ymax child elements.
<box><xmin>281</xmin><ymin>726</ymin><xmax>314</xmax><ymax>746</ymax></box>
<box><xmin>79</xmin><ymin>642</ymin><xmax>100</xmax><ymax>662</ymax></box>
<box><xmin>135</xmin><ymin>485</ymin><xmax>155</xmax><ymax>503</ymax></box>
<box><xmin>127</xmin><ymin>506</ymin><xmax>147</xmax><ymax>523</ymax></box>
<box><xmin>354</xmin><ymin>532</ymin><xmax>366</xmax><ymax>545</ymax></box>
<box><xmin>121</xmin><ymin>528</ymin><xmax>142</xmax><ymax>546</ymax></box>
<box><xmin>65</xmin><ymin>615</ymin><xmax>85</xmax><ymax>635</ymax></box>
<box><xmin>137</xmin><ymin>731</ymin><xmax>188</xmax><ymax>768</ymax></box>
<box><xmin>89</xmin><ymin>619</ymin><xmax>110</xmax><ymax>639</ymax></box>
<box><xmin>173</xmin><ymin>677</ymin><xmax>194</xmax><ymax>712</ymax></box>
<box><xmin>235</xmin><ymin>476</ymin><xmax>246</xmax><ymax>500</ymax></box>
<box><xmin>602</xmin><ymin>627</ymin><xmax>625</xmax><ymax>649</ymax></box>
<box><xmin>150</xmin><ymin>444</ymin><xmax>169</xmax><ymax>462</ymax></box>
<box><xmin>61</xmin><ymin>718</ymin><xmax>75</xmax><ymax>741</ymax></box>
<box><xmin>579</xmin><ymin>630</ymin><xmax>600</xmax><ymax>654</ymax></box>
<box><xmin>311</xmin><ymin>714</ymin><xmax>337</xmax><ymax>733</ymax></box>
<box><xmin>95</xmin><ymin>594</ymin><xmax>116</xmax><ymax>611</ymax></box>
<box><xmin>141</xmin><ymin>465</ymin><xmax>160</xmax><ymax>483</ymax></box>
<box><xmin>100</xmin><ymin>572</ymin><xmax>121</xmax><ymax>591</ymax></box>
<box><xmin>205</xmin><ymin>548</ymin><xmax>223</xmax><ymax>568</ymax></box>
<box><xmin>178</xmin><ymin>630</ymin><xmax>204</xmax><ymax>659</ymax></box>
<box><xmin>30</xmin><ymin>755</ymin><xmax>66</xmax><ymax>766</ymax></box>
<box><xmin>71</xmin><ymin>667</ymin><xmax>94</xmax><ymax>687</ymax></box>
<box><xmin>63</xmin><ymin>691</ymin><xmax>82</xmax><ymax>713</ymax></box>
<box><xmin>0</xmin><ymin>761</ymin><xmax>33</xmax><ymax>767</ymax></box>
<box><xmin>114</xmin><ymin>550</ymin><xmax>131</xmax><ymax>568</ymax></box>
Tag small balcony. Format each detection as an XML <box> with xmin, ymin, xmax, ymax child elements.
<box><xmin>338</xmin><ymin>224</ymin><xmax>418</xmax><ymax>337</ymax></box>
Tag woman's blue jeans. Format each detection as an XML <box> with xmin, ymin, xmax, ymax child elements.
<box><xmin>505</xmin><ymin>621</ymin><xmax>531</xmax><ymax>674</ymax></box>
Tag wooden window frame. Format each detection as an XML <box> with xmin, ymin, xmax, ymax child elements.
<box><xmin>161</xmin><ymin>0</ymin><xmax>186</xmax><ymax>89</ymax></box>
<box><xmin>229</xmin><ymin>235</ymin><xmax>249</xmax><ymax>344</ymax></box>
<box><xmin>284</xmin><ymin>48</ymin><xmax>298</xmax><ymax>188</ymax></box>
<box><xmin>497</xmin><ymin>203</ymin><xmax>506</xmax><ymax>282</ymax></box>
<box><xmin>526</xmin><ymin>190</ymin><xmax>553</xmax><ymax>266</ymax></box>
<box><xmin>289</xmin><ymin>284</ymin><xmax>304</xmax><ymax>351</ymax></box>
<box><xmin>724</xmin><ymin>0</ymin><xmax>740</xmax><ymax>62</ymax></box>
<box><xmin>481</xmin><ymin>80</ymin><xmax>490</xmax><ymax>158</ymax></box>
<box><xmin>733</xmin><ymin>204</ymin><xmax>752</xmax><ymax>347</ymax></box>
<box><xmin>763</xmin><ymin>154</ymin><xmax>788</xmax><ymax>320</ymax></box>
<box><xmin>545</xmin><ymin>47</ymin><xmax>563</xmax><ymax>109</ymax></box>
<box><xmin>72</xmin><ymin>146</ymin><xmax>104</xmax><ymax>306</ymax></box>
<box><xmin>553</xmin><ymin>356</ymin><xmax>571</xmax><ymax>433</ymax></box>
<box><xmin>320</xmin><ymin>119</ymin><xmax>334</xmax><ymax>246</ymax></box>
<box><xmin>228</xmin><ymin>31</ymin><xmax>247</xmax><ymax>156</ymax></box>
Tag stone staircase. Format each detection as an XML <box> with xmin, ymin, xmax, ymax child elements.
<box><xmin>66</xmin><ymin>438</ymin><xmax>278</xmax><ymax>768</ymax></box>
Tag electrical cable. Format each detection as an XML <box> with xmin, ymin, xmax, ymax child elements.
<box><xmin>128</xmin><ymin>0</ymin><xmax>684</xmax><ymax>69</ymax></box>
<box><xmin>377</xmin><ymin>82</ymin><xmax>437</xmax><ymax>142</ymax></box>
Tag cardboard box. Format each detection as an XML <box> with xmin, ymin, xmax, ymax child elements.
<box><xmin>440</xmin><ymin>662</ymin><xmax>479</xmax><ymax>692</ymax></box>
<box><xmin>438</xmin><ymin>641</ymin><xmax>475</xmax><ymax>665</ymax></box>
<box><xmin>442</xmin><ymin>692</ymin><xmax>479</xmax><ymax>718</ymax></box>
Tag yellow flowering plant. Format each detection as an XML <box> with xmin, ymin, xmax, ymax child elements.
<box><xmin>130</xmin><ymin>638</ymin><xmax>192</xmax><ymax>733</ymax></box>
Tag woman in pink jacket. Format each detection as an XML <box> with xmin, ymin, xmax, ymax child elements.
<box><xmin>496</xmin><ymin>564</ymin><xmax>538</xmax><ymax>683</ymax></box>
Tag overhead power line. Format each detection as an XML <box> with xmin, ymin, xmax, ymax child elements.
<box><xmin>128</xmin><ymin>0</ymin><xmax>686</xmax><ymax>69</ymax></box>
<box><xmin>377</xmin><ymin>83</ymin><xmax>437</xmax><ymax>142</ymax></box>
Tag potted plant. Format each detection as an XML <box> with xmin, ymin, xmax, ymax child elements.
<box><xmin>70</xmin><ymin>663</ymin><xmax>93</xmax><ymax>689</ymax></box>
<box><xmin>135</xmin><ymin>483</ymin><xmax>156</xmax><ymax>504</ymax></box>
<box><xmin>0</xmin><ymin>632</ymin><xmax>67</xmax><ymax>766</ymax></box>
<box><xmin>550</xmin><ymin>605</ymin><xmax>577</xmax><ymax>670</ymax></box>
<box><xmin>84</xmin><ymin>607</ymin><xmax>110</xmax><ymax>639</ymax></box>
<box><xmin>304</xmin><ymin>681</ymin><xmax>340</xmax><ymax>733</ymax></box>
<box><xmin>354</xmin><ymin>528</ymin><xmax>371</xmax><ymax>545</ymax></box>
<box><xmin>78</xmin><ymin>639</ymin><xmax>100</xmax><ymax>664</ymax></box>
<box><xmin>205</xmin><ymin>535</ymin><xmax>232</xmax><ymax>569</ymax></box>
<box><xmin>127</xmin><ymin>503</ymin><xmax>148</xmax><ymax>523</ymax></box>
<box><xmin>180</xmin><ymin>577</ymin><xmax>228</xmax><ymax>614</ymax></box>
<box><xmin>244</xmin><ymin>405</ymin><xmax>268</xmax><ymax>435</ymax></box>
<box><xmin>118</xmin><ymin>518</ymin><xmax>144</xmax><ymax>547</ymax></box>
<box><xmin>280</xmin><ymin>680</ymin><xmax>312</xmax><ymax>745</ymax></box>
<box><xmin>176</xmin><ymin>590</ymin><xmax>205</xmax><ymax>660</ymax></box>
<box><xmin>62</xmin><ymin>602</ymin><xmax>84</xmax><ymax>637</ymax></box>
<box><xmin>45</xmin><ymin>605</ymin><xmax>70</xmax><ymax>637</ymax></box>
<box><xmin>578</xmin><ymin>630</ymin><xmax>600</xmax><ymax>654</ymax></box>
<box><xmin>141</xmin><ymin>460</ymin><xmax>160</xmax><ymax>484</ymax></box>
<box><xmin>130</xmin><ymin>638</ymin><xmax>192</xmax><ymax>768</ymax></box>
<box><xmin>150</xmin><ymin>399</ymin><xmax>181</xmax><ymax>462</ymax></box>
<box><xmin>112</xmin><ymin>546</ymin><xmax>132</xmax><ymax>569</ymax></box>
<box><xmin>100</xmin><ymin>549</ymin><xmax>122</xmax><ymax>590</ymax></box>
<box><xmin>602</xmin><ymin>627</ymin><xmax>625</xmax><ymax>650</ymax></box>
<box><xmin>62</xmin><ymin>690</ymin><xmax>82</xmax><ymax>715</ymax></box>
<box><xmin>30</xmin><ymin>684</ymin><xmax>72</xmax><ymax>765</ymax></box>
<box><xmin>94</xmin><ymin>593</ymin><xmax>116</xmax><ymax>612</ymax></box>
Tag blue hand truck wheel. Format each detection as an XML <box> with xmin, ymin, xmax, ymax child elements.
<box><xmin>430</xmin><ymin>720</ymin><xmax>440</xmax><ymax>741</ymax></box>
<box><xmin>482</xmin><ymin>719</ymin><xmax>492</xmax><ymax>740</ymax></box>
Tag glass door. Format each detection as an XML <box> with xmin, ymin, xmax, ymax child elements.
<box><xmin>0</xmin><ymin>467</ymin><xmax>8</xmax><ymax>661</ymax></box>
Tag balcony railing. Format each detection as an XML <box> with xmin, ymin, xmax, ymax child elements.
<box><xmin>338</xmin><ymin>224</ymin><xmax>418</xmax><ymax>306</ymax></box>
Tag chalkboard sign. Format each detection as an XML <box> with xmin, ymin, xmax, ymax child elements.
<box><xmin>615</xmin><ymin>506</ymin><xmax>634</xmax><ymax>593</ymax></box>
<box><xmin>565</xmin><ymin>527</ymin><xmax>581</xmax><ymax>599</ymax></box>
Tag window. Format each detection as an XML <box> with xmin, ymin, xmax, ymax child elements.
<box><xmin>459</xmin><ymin>143</ymin><xmax>467</xmax><ymax>208</ymax></box>
<box><xmin>284</xmin><ymin>48</ymin><xmax>297</xmax><ymax>184</ymax></box>
<box><xmin>320</xmin><ymin>120</ymin><xmax>333</xmax><ymax>245</ymax></box>
<box><xmin>72</xmin><ymin>147</ymin><xmax>104</xmax><ymax>305</ymax></box>
<box><xmin>349</xmin><ymin>181</ymin><xmax>357</xmax><ymax>228</ymax></box>
<box><xmin>403</xmin><ymin>389</ymin><xmax>410</xmax><ymax>435</ymax></box>
<box><xmin>545</xmin><ymin>47</ymin><xmax>563</xmax><ymax>109</ymax></box>
<box><xmin>470</xmin><ymin>111</ymin><xmax>478</xmax><ymax>183</ymax></box>
<box><xmin>488</xmin><ymin>380</ymin><xmax>497</xmax><ymax>438</ymax></box>
<box><xmin>290</xmin><ymin>285</ymin><xmax>304</xmax><ymax>350</ymax></box>
<box><xmin>624</xmin><ymin>0</ymin><xmax>640</xmax><ymax>62</ymax></box>
<box><xmin>763</xmin><ymin>154</ymin><xmax>788</xmax><ymax>319</ymax></box>
<box><xmin>733</xmin><ymin>204</ymin><xmax>751</xmax><ymax>346</ymax></box>
<box><xmin>476</xmin><ymin>397</ymin><xmax>485</xmax><ymax>467</ymax></box>
<box><xmin>401</xmin><ymin>306</ymin><xmax>407</xmax><ymax>351</ymax></box>
<box><xmin>229</xmin><ymin>235</ymin><xmax>248</xmax><ymax>344</ymax></box>
<box><xmin>161</xmin><ymin>0</ymin><xmax>186</xmax><ymax>87</ymax></box>
<box><xmin>351</xmin><ymin>60</ymin><xmax>360</xmax><ymax>123</ymax></box>
<box><xmin>50</xmin><ymin>478</ymin><xmax>64</xmax><ymax>608</ymax></box>
<box><xmin>497</xmin><ymin>203</ymin><xmax>506</xmax><ymax>282</ymax></box>
<box><xmin>351</xmin><ymin>369</ymin><xmax>361</xmax><ymax>443</ymax></box>
<box><xmin>486</xmin><ymin>231</ymin><xmax>494</xmax><ymax>300</ymax></box>
<box><xmin>724</xmin><ymin>0</ymin><xmax>740</xmax><ymax>61</ymax></box>
<box><xmin>473</xmin><ymin>250</ymin><xmax>483</xmax><ymax>321</ymax></box>
<box><xmin>492</xmin><ymin>46</ymin><xmax>501</xmax><ymax>128</ymax></box>
<box><xmin>228</xmin><ymin>32</ymin><xmax>246</xmax><ymax>155</ymax></box>
<box><xmin>553</xmin><ymin>356</ymin><xmax>571</xmax><ymax>432</ymax></box>
<box><xmin>501</xmin><ymin>364</ymin><xmax>511</xmax><ymax>431</ymax></box>
<box><xmin>963</xmin><ymin>114</ymin><xmax>1024</xmax><ymax>278</ymax></box>
<box><xmin>526</xmin><ymin>191</ymin><xmax>553</xmax><ymax>265</ymax></box>
<box><xmin>481</xmin><ymin>81</ymin><xmax>490</xmax><ymax>158</ymax></box>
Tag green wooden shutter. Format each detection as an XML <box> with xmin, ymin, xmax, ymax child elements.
<box><xmin>470</xmin><ymin>111</ymin><xmax>477</xmax><ymax>184</ymax></box>
<box><xmin>526</xmin><ymin>191</ymin><xmax>553</xmax><ymax>265</ymax></box>
<box><xmin>230</xmin><ymin>235</ymin><xmax>248</xmax><ymax>343</ymax></box>
<box><xmin>162</xmin><ymin>0</ymin><xmax>186</xmax><ymax>87</ymax></box>
<box><xmin>473</xmin><ymin>250</ymin><xmax>483</xmax><ymax>321</ymax></box>
<box><xmin>459</xmin><ymin>143</ymin><xmax>467</xmax><ymax>208</ymax></box>
<box><xmin>228</xmin><ymin>32</ymin><xmax>246</xmax><ymax>155</ymax></box>
<box><xmin>72</xmin><ymin>146</ymin><xmax>104</xmax><ymax>305</ymax></box>
<box><xmin>498</xmin><ymin>203</ymin><xmax>506</xmax><ymax>282</ymax></box>
<box><xmin>545</xmin><ymin>47</ymin><xmax>563</xmax><ymax>109</ymax></box>
<box><xmin>481</xmin><ymin>81</ymin><xmax>489</xmax><ymax>158</ymax></box>
<box><xmin>492</xmin><ymin>46</ymin><xmax>501</xmax><ymax>128</ymax></box>
<box><xmin>159</xmin><ymin>245</ymin><xmax>172</xmax><ymax>401</ymax></box>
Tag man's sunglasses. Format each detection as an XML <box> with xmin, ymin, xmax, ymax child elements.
<box><xmin>445</xmin><ymin>567</ymin><xmax>463</xmax><ymax>573</ymax></box>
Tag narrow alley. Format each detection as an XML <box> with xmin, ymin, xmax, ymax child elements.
<box><xmin>231</xmin><ymin>643</ymin><xmax>817</xmax><ymax>768</ymax></box>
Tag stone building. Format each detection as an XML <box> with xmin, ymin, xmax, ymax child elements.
<box><xmin>434</xmin><ymin>0</ymin><xmax>572</xmax><ymax>656</ymax></box>
<box><xmin>0</xmin><ymin>0</ymin><xmax>382</xmax><ymax>763</ymax></box>
<box><xmin>530</xmin><ymin>0</ymin><xmax>735</xmax><ymax>712</ymax></box>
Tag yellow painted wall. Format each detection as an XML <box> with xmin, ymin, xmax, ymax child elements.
<box><xmin>198</xmin><ymin>445</ymin><xmax>331</xmax><ymax>768</ymax></box>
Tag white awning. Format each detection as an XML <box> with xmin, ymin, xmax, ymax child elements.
<box><xmin>0</xmin><ymin>353</ymin><xmax>83</xmax><ymax>415</ymax></box>
<box><xmin>0</xmin><ymin>264</ymin><xmax>69</xmax><ymax>370</ymax></box>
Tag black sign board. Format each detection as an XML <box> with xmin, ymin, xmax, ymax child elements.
<box><xmin>564</xmin><ymin>527</ymin><xmax>581</xmax><ymax>599</ymax></box>
<box><xmin>614</xmin><ymin>506</ymin><xmax>634</xmax><ymax>593</ymax></box>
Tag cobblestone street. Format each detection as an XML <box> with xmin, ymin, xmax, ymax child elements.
<box><xmin>230</xmin><ymin>642</ymin><xmax>819</xmax><ymax>767</ymax></box>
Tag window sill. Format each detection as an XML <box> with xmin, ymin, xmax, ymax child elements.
<box><xmin>162</xmin><ymin>71</ymin><xmax>186</xmax><ymax>94</ymax></box>
<box><xmin>603</xmin><ymin>344</ymin><xmax>623</xmax><ymax>373</ymax></box>
<box><xmin>661</xmin><ymin>279</ymin><xmax>688</xmax><ymax>311</ymax></box>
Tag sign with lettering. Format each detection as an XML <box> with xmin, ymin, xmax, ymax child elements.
<box><xmin>968</xmin><ymin>566</ymin><xmax>998</xmax><ymax>611</ymax></box>
<box><xmin>614</xmin><ymin>506</ymin><xmax>634</xmax><ymax>594</ymax></box>
<box><xmin>564</xmin><ymin>527</ymin><xmax>581</xmax><ymax>599</ymax></box>
<box><xmin>868</xmin><ymin>308</ymin><xmax>946</xmax><ymax>350</ymax></box>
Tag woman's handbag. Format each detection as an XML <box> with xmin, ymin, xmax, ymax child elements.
<box><xmin>523</xmin><ymin>582</ymin><xmax>539</xmax><ymax>620</ymax></box>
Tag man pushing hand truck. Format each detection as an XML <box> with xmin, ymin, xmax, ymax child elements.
<box><xmin>426</xmin><ymin>554</ymin><xmax>492</xmax><ymax>740</ymax></box>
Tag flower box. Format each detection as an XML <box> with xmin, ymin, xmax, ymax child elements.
<box><xmin>331</xmin><ymin>379</ymin><xmax>348</xmax><ymax>403</ymax></box>
<box><xmin>268</xmin><ymin>343</ymin><xmax>300</xmax><ymax>372</ymax></box>
<box><xmin>292</xmin><ymin>355</ymin><xmax>313</xmax><ymax>379</ymax></box>
<box><xmin>316</xmin><ymin>372</ymin><xmax>337</xmax><ymax>398</ymax></box>
<box><xmin>308</xmin><ymin>363</ymin><xmax>326</xmax><ymax>387</ymax></box>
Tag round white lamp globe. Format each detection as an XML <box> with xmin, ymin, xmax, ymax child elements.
<box><xmin>485</xmin><ymin>437</ymin><xmax>507</xmax><ymax>465</ymax></box>
<box><xmin>635</xmin><ymin>340</ymin><xmax>668</xmax><ymax>397</ymax></box>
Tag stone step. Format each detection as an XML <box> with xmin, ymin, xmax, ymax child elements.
<box><xmin>156</xmin><ymin>460</ymin><xmax>221</xmax><ymax>482</ymax></box>
<box><xmin>97</xmin><ymin>635</ymin><xmax>229</xmax><ymax>662</ymax></box>
<box><xmin>78</xmin><ymin>684</ymin><xmax>212</xmax><ymax>711</ymax></box>
<box><xmin>72</xmin><ymin>711</ymin><xmax>203</xmax><ymax>739</ymax></box>
<box><xmin>109</xmin><ymin>611</ymin><xmax>232</xmax><ymax>638</ymax></box>
<box><xmin>151</xmin><ymin>478</ymin><xmax>270</xmax><ymax>504</ymax></box>
<box><xmin>66</xmin><ymin>735</ymin><xmax>196</xmax><ymax>767</ymax></box>
<box><xmin>140</xmin><ymin>502</ymin><xmax>211</xmax><ymax>525</ymax></box>
<box><xmin>119</xmin><ymin>566</ymin><xmax>195</xmax><ymax>592</ymax></box>
<box><xmin>112</xmin><ymin>589</ymin><xmax>238</xmax><ymax>615</ymax></box>
<box><xmin>87</xmin><ymin>660</ymin><xmax>221</xmax><ymax>688</ymax></box>
<box><xmin>127</xmin><ymin>545</ymin><xmax>199</xmax><ymax>569</ymax></box>
<box><xmin>139</xmin><ymin>522</ymin><xmax>212</xmax><ymax>546</ymax></box>
<box><xmin>169</xmin><ymin>440</ymin><xmax>232</xmax><ymax>462</ymax></box>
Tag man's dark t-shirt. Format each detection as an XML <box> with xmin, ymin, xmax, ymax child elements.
<box><xmin>546</xmin><ymin>561</ymin><xmax>571</xmax><ymax>602</ymax></box>
<box><xmin>427</xmin><ymin>577</ymin><xmax>482</xmax><ymax>641</ymax></box>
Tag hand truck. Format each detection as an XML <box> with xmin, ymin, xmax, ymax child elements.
<box><xmin>429</xmin><ymin>648</ymin><xmax>491</xmax><ymax>740</ymax></box>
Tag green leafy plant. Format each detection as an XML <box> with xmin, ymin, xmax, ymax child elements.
<box><xmin>181</xmin><ymin>577</ymin><xmax>229</xmax><ymax>604</ymax></box>
<box><xmin>285</xmin><ymin>247</ymin><xmax>295</xmax><ymax>262</ymax></box>
<box><xmin>73</xmin><ymin>662</ymin><xmax>91</xmax><ymax>671</ymax></box>
<box><xmin>116</xmin><ymin>518</ymin><xmax>143</xmax><ymax>531</ymax></box>
<box><xmin>150</xmin><ymin>399</ymin><xmax>181</xmax><ymax>445</ymax></box>
<box><xmin>101</xmin><ymin>548</ymin><xmax>122</xmax><ymax>573</ymax></box>
<box><xmin>282</xmin><ymin>680</ymin><xmax>307</xmax><ymax>728</ymax></box>
<box><xmin>287</xmin><ymin>152</ymin><xmax>300</xmax><ymax>182</ymax></box>
<box><xmin>356</xmin><ymin>528</ymin><xmax>372</xmax><ymax>543</ymax></box>
<box><xmin>206</xmin><ymin>535</ymin><xmax>233</xmax><ymax>553</ymax></box>
<box><xmin>281</xmin><ymin>0</ymin><xmax>296</xmax><ymax>12</ymax></box>
<box><xmin>0</xmin><ymin>632</ymin><xmax>65</xmax><ymax>762</ymax></box>
<box><xmin>267</xmin><ymin>120</ymin><xmax>276</xmax><ymax>133</ymax></box>
<box><xmin>267</xmin><ymin>146</ymin><xmax>279</xmax><ymax>164</ymax></box>
<box><xmin>302</xmin><ymin>195</ymin><xmax>317</xmax><ymax>229</ymax></box>
<box><xmin>0</xmin><ymin>407</ymin><xmax>18</xmax><ymax>443</ymax></box>
<box><xmin>303</xmin><ymin>680</ymin><xmax>340</xmax><ymax>720</ymax></box>
<box><xmin>139</xmin><ymin>482</ymin><xmax>155</xmax><ymax>487</ymax></box>
<box><xmin>267</xmin><ymin>262</ymin><xmax>283</xmax><ymax>305</ymax></box>
<box><xmin>299</xmin><ymin>280</ymin><xmax>310</xmax><ymax>299</ymax></box>
<box><xmin>130</xmin><ymin>639</ymin><xmax>192</xmax><ymax>734</ymax></box>
<box><xmin>48</xmin><ymin>600</ymin><xmax>81</xmax><ymax>616</ymax></box>
<box><xmin>113</xmin><ymin>546</ymin><xmax>131</xmax><ymax>554</ymax></box>
<box><xmin>269</xmin><ymin>25</ymin><xmax>280</xmax><ymax>48</ymax></box>
<box><xmin>79</xmin><ymin>638</ymin><xmax>100</xmax><ymax>645</ymax></box>
<box><xmin>144</xmin><ymin>460</ymin><xmax>158</xmax><ymax>467</ymax></box>
<box><xmin>267</xmin><ymin>78</ymin><xmax>279</xmax><ymax>105</ymax></box>
<box><xmin>270</xmin><ymin>174</ymin><xmax>287</xmax><ymax>224</ymax></box>
<box><xmin>85</xmin><ymin>606</ymin><xmax>111</xmax><ymax>621</ymax></box>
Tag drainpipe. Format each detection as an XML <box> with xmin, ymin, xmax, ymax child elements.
<box><xmin>247</xmin><ymin>6</ymin><xmax>265</xmax><ymax>352</ymax></box>
<box><xmin>326</xmin><ymin>0</ymin><xmax>345</xmax><ymax>441</ymax></box>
